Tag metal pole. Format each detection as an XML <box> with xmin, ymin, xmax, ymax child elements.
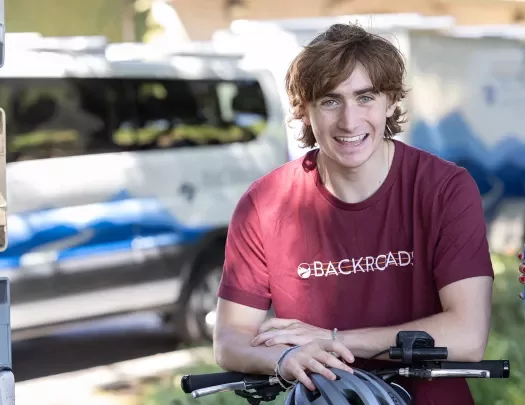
<box><xmin>0</xmin><ymin>278</ymin><xmax>14</xmax><ymax>405</ymax></box>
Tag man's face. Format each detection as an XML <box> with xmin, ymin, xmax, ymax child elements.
<box><xmin>304</xmin><ymin>64</ymin><xmax>396</xmax><ymax>169</ymax></box>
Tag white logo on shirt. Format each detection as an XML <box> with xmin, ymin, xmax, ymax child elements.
<box><xmin>296</xmin><ymin>251</ymin><xmax>413</xmax><ymax>279</ymax></box>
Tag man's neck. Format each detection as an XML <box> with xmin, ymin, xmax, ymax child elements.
<box><xmin>317</xmin><ymin>139</ymin><xmax>393</xmax><ymax>204</ymax></box>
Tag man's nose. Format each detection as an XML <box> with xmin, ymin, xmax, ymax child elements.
<box><xmin>338</xmin><ymin>103</ymin><xmax>360</xmax><ymax>132</ymax></box>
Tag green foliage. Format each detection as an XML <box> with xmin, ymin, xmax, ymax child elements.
<box><xmin>7</xmin><ymin>0</ymin><xmax>125</xmax><ymax>41</ymax></box>
<box><xmin>6</xmin><ymin>0</ymin><xmax>168</xmax><ymax>44</ymax></box>
<box><xmin>140</xmin><ymin>253</ymin><xmax>524</xmax><ymax>405</ymax></box>
<box><xmin>468</xmin><ymin>253</ymin><xmax>524</xmax><ymax>405</ymax></box>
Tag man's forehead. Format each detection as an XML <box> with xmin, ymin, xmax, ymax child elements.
<box><xmin>334</xmin><ymin>67</ymin><xmax>373</xmax><ymax>93</ymax></box>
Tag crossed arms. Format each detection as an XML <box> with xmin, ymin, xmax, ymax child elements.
<box><xmin>214</xmin><ymin>275</ymin><xmax>493</xmax><ymax>376</ymax></box>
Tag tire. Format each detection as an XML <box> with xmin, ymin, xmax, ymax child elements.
<box><xmin>166</xmin><ymin>241</ymin><xmax>276</xmax><ymax>344</ymax></box>
<box><xmin>168</xmin><ymin>247</ymin><xmax>224</xmax><ymax>345</ymax></box>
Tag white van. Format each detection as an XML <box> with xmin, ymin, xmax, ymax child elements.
<box><xmin>0</xmin><ymin>34</ymin><xmax>288</xmax><ymax>342</ymax></box>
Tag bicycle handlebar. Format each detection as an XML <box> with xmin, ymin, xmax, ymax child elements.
<box><xmin>179</xmin><ymin>331</ymin><xmax>510</xmax><ymax>404</ymax></box>
<box><xmin>181</xmin><ymin>371</ymin><xmax>280</xmax><ymax>398</ymax></box>
<box><xmin>408</xmin><ymin>359</ymin><xmax>510</xmax><ymax>379</ymax></box>
<box><xmin>181</xmin><ymin>360</ymin><xmax>510</xmax><ymax>399</ymax></box>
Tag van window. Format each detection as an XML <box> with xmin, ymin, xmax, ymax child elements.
<box><xmin>1</xmin><ymin>77</ymin><xmax>268</xmax><ymax>163</ymax></box>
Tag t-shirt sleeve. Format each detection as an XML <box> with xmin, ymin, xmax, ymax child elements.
<box><xmin>432</xmin><ymin>168</ymin><xmax>495</xmax><ymax>291</ymax></box>
<box><xmin>216</xmin><ymin>187</ymin><xmax>272</xmax><ymax>310</ymax></box>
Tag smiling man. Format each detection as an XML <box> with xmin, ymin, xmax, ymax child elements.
<box><xmin>213</xmin><ymin>23</ymin><xmax>494</xmax><ymax>405</ymax></box>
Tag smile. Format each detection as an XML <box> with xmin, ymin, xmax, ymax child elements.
<box><xmin>334</xmin><ymin>133</ymin><xmax>369</xmax><ymax>145</ymax></box>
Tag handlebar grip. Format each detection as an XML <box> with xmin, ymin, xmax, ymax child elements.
<box><xmin>438</xmin><ymin>360</ymin><xmax>510</xmax><ymax>378</ymax></box>
<box><xmin>180</xmin><ymin>371</ymin><xmax>247</xmax><ymax>393</ymax></box>
<box><xmin>389</xmin><ymin>347</ymin><xmax>448</xmax><ymax>361</ymax></box>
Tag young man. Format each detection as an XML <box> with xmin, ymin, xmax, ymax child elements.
<box><xmin>213</xmin><ymin>23</ymin><xmax>494</xmax><ymax>405</ymax></box>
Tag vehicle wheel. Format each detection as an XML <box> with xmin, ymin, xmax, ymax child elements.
<box><xmin>186</xmin><ymin>264</ymin><xmax>222</xmax><ymax>343</ymax></box>
<box><xmin>168</xmin><ymin>250</ymin><xmax>223</xmax><ymax>345</ymax></box>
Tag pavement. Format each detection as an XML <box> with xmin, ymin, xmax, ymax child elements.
<box><xmin>13</xmin><ymin>313</ymin><xmax>179</xmax><ymax>382</ymax></box>
<box><xmin>15</xmin><ymin>346</ymin><xmax>215</xmax><ymax>405</ymax></box>
<box><xmin>12</xmin><ymin>312</ymin><xmax>215</xmax><ymax>405</ymax></box>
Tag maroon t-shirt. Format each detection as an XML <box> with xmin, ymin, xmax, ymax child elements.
<box><xmin>218</xmin><ymin>139</ymin><xmax>494</xmax><ymax>405</ymax></box>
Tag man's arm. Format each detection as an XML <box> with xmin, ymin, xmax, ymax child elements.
<box><xmin>339</xmin><ymin>275</ymin><xmax>492</xmax><ymax>362</ymax></box>
<box><xmin>342</xmin><ymin>168</ymin><xmax>493</xmax><ymax>362</ymax></box>
<box><xmin>214</xmin><ymin>298</ymin><xmax>290</xmax><ymax>375</ymax></box>
<box><xmin>213</xmin><ymin>185</ymin><xmax>291</xmax><ymax>374</ymax></box>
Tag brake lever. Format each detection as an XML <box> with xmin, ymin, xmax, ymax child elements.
<box><xmin>192</xmin><ymin>381</ymin><xmax>247</xmax><ymax>398</ymax></box>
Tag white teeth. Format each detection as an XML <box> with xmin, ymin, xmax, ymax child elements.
<box><xmin>335</xmin><ymin>134</ymin><xmax>367</xmax><ymax>143</ymax></box>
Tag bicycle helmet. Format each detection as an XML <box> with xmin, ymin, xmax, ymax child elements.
<box><xmin>284</xmin><ymin>367</ymin><xmax>411</xmax><ymax>405</ymax></box>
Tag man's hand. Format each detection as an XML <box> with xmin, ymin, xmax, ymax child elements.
<box><xmin>277</xmin><ymin>339</ymin><xmax>354</xmax><ymax>391</ymax></box>
<box><xmin>251</xmin><ymin>318</ymin><xmax>332</xmax><ymax>347</ymax></box>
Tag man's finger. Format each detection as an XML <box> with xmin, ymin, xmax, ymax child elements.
<box><xmin>305</xmin><ymin>357</ymin><xmax>337</xmax><ymax>380</ymax></box>
<box><xmin>316</xmin><ymin>351</ymin><xmax>354</xmax><ymax>374</ymax></box>
<box><xmin>251</xmin><ymin>329</ymin><xmax>297</xmax><ymax>346</ymax></box>
<box><xmin>258</xmin><ymin>318</ymin><xmax>299</xmax><ymax>333</ymax></box>
<box><xmin>251</xmin><ymin>330</ymin><xmax>278</xmax><ymax>346</ymax></box>
<box><xmin>318</xmin><ymin>339</ymin><xmax>355</xmax><ymax>363</ymax></box>
<box><xmin>287</xmin><ymin>361</ymin><xmax>315</xmax><ymax>391</ymax></box>
<box><xmin>265</xmin><ymin>334</ymin><xmax>310</xmax><ymax>347</ymax></box>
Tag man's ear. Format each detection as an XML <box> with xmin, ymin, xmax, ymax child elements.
<box><xmin>303</xmin><ymin>115</ymin><xmax>311</xmax><ymax>126</ymax></box>
<box><xmin>386</xmin><ymin>97</ymin><xmax>396</xmax><ymax>118</ymax></box>
<box><xmin>302</xmin><ymin>104</ymin><xmax>311</xmax><ymax>126</ymax></box>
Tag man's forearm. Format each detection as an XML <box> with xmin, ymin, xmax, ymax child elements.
<box><xmin>340</xmin><ymin>311</ymin><xmax>487</xmax><ymax>362</ymax></box>
<box><xmin>214</xmin><ymin>327</ymin><xmax>290</xmax><ymax>375</ymax></box>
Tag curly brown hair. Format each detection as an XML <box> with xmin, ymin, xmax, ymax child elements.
<box><xmin>285</xmin><ymin>23</ymin><xmax>409</xmax><ymax>148</ymax></box>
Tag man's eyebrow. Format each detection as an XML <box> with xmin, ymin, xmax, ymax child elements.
<box><xmin>353</xmin><ymin>86</ymin><xmax>376</xmax><ymax>96</ymax></box>
<box><xmin>322</xmin><ymin>92</ymin><xmax>344</xmax><ymax>100</ymax></box>
<box><xmin>322</xmin><ymin>86</ymin><xmax>377</xmax><ymax>99</ymax></box>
